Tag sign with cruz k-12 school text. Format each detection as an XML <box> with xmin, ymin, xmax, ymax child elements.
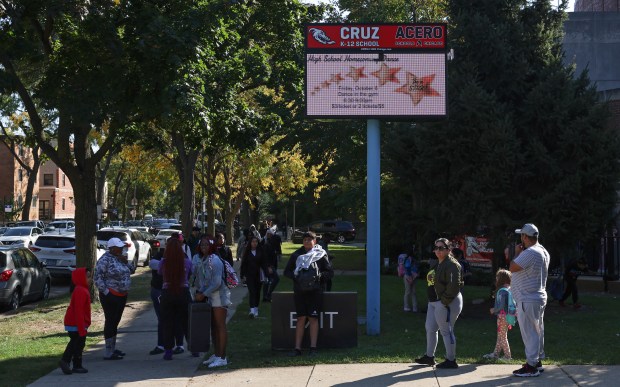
<box><xmin>305</xmin><ymin>23</ymin><xmax>447</xmax><ymax>119</ymax></box>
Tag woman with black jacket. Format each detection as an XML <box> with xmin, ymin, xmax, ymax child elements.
<box><xmin>240</xmin><ymin>236</ymin><xmax>268</xmax><ymax>318</ymax></box>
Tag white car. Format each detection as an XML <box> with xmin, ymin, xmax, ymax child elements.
<box><xmin>30</xmin><ymin>233</ymin><xmax>105</xmax><ymax>277</ymax></box>
<box><xmin>96</xmin><ymin>228</ymin><xmax>152</xmax><ymax>267</ymax></box>
<box><xmin>154</xmin><ymin>229</ymin><xmax>180</xmax><ymax>252</ymax></box>
<box><xmin>44</xmin><ymin>220</ymin><xmax>76</xmax><ymax>234</ymax></box>
<box><xmin>0</xmin><ymin>227</ymin><xmax>44</xmax><ymax>247</ymax></box>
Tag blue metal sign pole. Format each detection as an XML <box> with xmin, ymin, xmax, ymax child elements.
<box><xmin>366</xmin><ymin>118</ymin><xmax>380</xmax><ymax>335</ymax></box>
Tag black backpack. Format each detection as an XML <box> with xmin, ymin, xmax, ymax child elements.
<box><xmin>295</xmin><ymin>261</ymin><xmax>321</xmax><ymax>292</ymax></box>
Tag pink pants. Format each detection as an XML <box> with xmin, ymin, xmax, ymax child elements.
<box><xmin>493</xmin><ymin>313</ymin><xmax>511</xmax><ymax>359</ymax></box>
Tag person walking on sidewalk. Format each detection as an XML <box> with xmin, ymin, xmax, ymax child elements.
<box><xmin>483</xmin><ymin>269</ymin><xmax>515</xmax><ymax>361</ymax></box>
<box><xmin>283</xmin><ymin>231</ymin><xmax>333</xmax><ymax>357</ymax></box>
<box><xmin>94</xmin><ymin>237</ymin><xmax>135</xmax><ymax>360</ymax></box>
<box><xmin>510</xmin><ymin>223</ymin><xmax>550</xmax><ymax>377</ymax></box>
<box><xmin>196</xmin><ymin>236</ymin><xmax>232</xmax><ymax>368</ymax></box>
<box><xmin>158</xmin><ymin>237</ymin><xmax>193</xmax><ymax>360</ymax></box>
<box><xmin>415</xmin><ymin>238</ymin><xmax>463</xmax><ymax>369</ymax></box>
<box><xmin>58</xmin><ymin>267</ymin><xmax>92</xmax><ymax>375</ymax></box>
<box><xmin>240</xmin><ymin>236</ymin><xmax>268</xmax><ymax>318</ymax></box>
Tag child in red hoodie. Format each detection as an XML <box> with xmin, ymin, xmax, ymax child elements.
<box><xmin>59</xmin><ymin>267</ymin><xmax>92</xmax><ymax>374</ymax></box>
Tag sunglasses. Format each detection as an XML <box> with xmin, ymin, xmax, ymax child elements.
<box><xmin>433</xmin><ymin>246</ymin><xmax>449</xmax><ymax>251</ymax></box>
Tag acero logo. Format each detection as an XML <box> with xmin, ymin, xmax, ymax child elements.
<box><xmin>309</xmin><ymin>28</ymin><xmax>335</xmax><ymax>45</ymax></box>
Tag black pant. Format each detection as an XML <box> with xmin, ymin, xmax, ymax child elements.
<box><xmin>62</xmin><ymin>331</ymin><xmax>86</xmax><ymax>363</ymax></box>
<box><xmin>561</xmin><ymin>277</ymin><xmax>579</xmax><ymax>303</ymax></box>
<box><xmin>262</xmin><ymin>272</ymin><xmax>280</xmax><ymax>300</ymax></box>
<box><xmin>247</xmin><ymin>278</ymin><xmax>262</xmax><ymax>308</ymax></box>
<box><xmin>160</xmin><ymin>288</ymin><xmax>191</xmax><ymax>350</ymax></box>
<box><xmin>100</xmin><ymin>292</ymin><xmax>127</xmax><ymax>339</ymax></box>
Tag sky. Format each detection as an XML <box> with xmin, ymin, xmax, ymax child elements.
<box><xmin>304</xmin><ymin>1</ymin><xmax>576</xmax><ymax>12</ymax></box>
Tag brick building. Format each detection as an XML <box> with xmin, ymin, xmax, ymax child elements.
<box><xmin>0</xmin><ymin>142</ymin><xmax>75</xmax><ymax>223</ymax></box>
<box><xmin>0</xmin><ymin>142</ymin><xmax>38</xmax><ymax>223</ymax></box>
<box><xmin>38</xmin><ymin>160</ymin><xmax>76</xmax><ymax>221</ymax></box>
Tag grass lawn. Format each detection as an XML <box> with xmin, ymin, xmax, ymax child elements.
<box><xmin>226</xmin><ymin>273</ymin><xmax>620</xmax><ymax>369</ymax></box>
<box><xmin>2</xmin><ymin>243</ymin><xmax>618</xmax><ymax>386</ymax></box>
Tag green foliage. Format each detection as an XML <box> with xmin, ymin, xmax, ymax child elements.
<box><xmin>381</xmin><ymin>0</ymin><xmax>620</xmax><ymax>260</ymax></box>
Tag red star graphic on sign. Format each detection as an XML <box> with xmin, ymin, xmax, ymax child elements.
<box><xmin>371</xmin><ymin>63</ymin><xmax>401</xmax><ymax>86</ymax></box>
<box><xmin>346</xmin><ymin>66</ymin><xmax>367</xmax><ymax>81</ymax></box>
<box><xmin>395</xmin><ymin>72</ymin><xmax>440</xmax><ymax>105</ymax></box>
<box><xmin>329</xmin><ymin>73</ymin><xmax>345</xmax><ymax>84</ymax></box>
<box><xmin>320</xmin><ymin>80</ymin><xmax>332</xmax><ymax>89</ymax></box>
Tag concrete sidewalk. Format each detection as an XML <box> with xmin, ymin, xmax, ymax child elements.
<box><xmin>29</xmin><ymin>276</ymin><xmax>619</xmax><ymax>387</ymax></box>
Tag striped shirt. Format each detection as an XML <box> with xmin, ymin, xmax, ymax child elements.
<box><xmin>511</xmin><ymin>243</ymin><xmax>550</xmax><ymax>303</ymax></box>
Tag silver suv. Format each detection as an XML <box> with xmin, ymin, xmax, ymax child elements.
<box><xmin>0</xmin><ymin>246</ymin><xmax>51</xmax><ymax>310</ymax></box>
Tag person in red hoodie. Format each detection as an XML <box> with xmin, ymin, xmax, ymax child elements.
<box><xmin>59</xmin><ymin>267</ymin><xmax>92</xmax><ymax>374</ymax></box>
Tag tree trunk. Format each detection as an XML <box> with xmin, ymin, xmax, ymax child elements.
<box><xmin>69</xmin><ymin>168</ymin><xmax>99</xmax><ymax>297</ymax></box>
<box><xmin>21</xmin><ymin>159</ymin><xmax>40</xmax><ymax>220</ymax></box>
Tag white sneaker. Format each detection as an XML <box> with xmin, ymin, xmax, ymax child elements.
<box><xmin>483</xmin><ymin>353</ymin><xmax>498</xmax><ymax>359</ymax></box>
<box><xmin>202</xmin><ymin>354</ymin><xmax>218</xmax><ymax>365</ymax></box>
<box><xmin>208</xmin><ymin>357</ymin><xmax>228</xmax><ymax>368</ymax></box>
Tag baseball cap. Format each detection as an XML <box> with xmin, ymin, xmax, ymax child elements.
<box><xmin>107</xmin><ymin>237</ymin><xmax>126</xmax><ymax>249</ymax></box>
<box><xmin>515</xmin><ymin>223</ymin><xmax>539</xmax><ymax>237</ymax></box>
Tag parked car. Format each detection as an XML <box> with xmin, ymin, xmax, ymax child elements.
<box><xmin>307</xmin><ymin>220</ymin><xmax>356</xmax><ymax>243</ymax></box>
<box><xmin>154</xmin><ymin>229</ymin><xmax>180</xmax><ymax>252</ymax></box>
<box><xmin>29</xmin><ymin>234</ymin><xmax>105</xmax><ymax>278</ymax></box>
<box><xmin>44</xmin><ymin>220</ymin><xmax>76</xmax><ymax>234</ymax></box>
<box><xmin>96</xmin><ymin>228</ymin><xmax>151</xmax><ymax>267</ymax></box>
<box><xmin>15</xmin><ymin>220</ymin><xmax>46</xmax><ymax>229</ymax></box>
<box><xmin>0</xmin><ymin>227</ymin><xmax>8</xmax><ymax>237</ymax></box>
<box><xmin>0</xmin><ymin>226</ymin><xmax>44</xmax><ymax>247</ymax></box>
<box><xmin>140</xmin><ymin>231</ymin><xmax>161</xmax><ymax>256</ymax></box>
<box><xmin>0</xmin><ymin>245</ymin><xmax>51</xmax><ymax>310</ymax></box>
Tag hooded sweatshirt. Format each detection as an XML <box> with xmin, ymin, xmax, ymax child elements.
<box><xmin>64</xmin><ymin>267</ymin><xmax>92</xmax><ymax>337</ymax></box>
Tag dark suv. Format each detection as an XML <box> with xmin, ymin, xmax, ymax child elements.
<box><xmin>308</xmin><ymin>220</ymin><xmax>356</xmax><ymax>243</ymax></box>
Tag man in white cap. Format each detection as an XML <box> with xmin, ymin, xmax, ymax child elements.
<box><xmin>509</xmin><ymin>223</ymin><xmax>550</xmax><ymax>377</ymax></box>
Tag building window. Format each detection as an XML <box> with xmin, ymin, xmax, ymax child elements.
<box><xmin>18</xmin><ymin>144</ymin><xmax>24</xmax><ymax>156</ymax></box>
<box><xmin>43</xmin><ymin>174</ymin><xmax>53</xmax><ymax>186</ymax></box>
<box><xmin>18</xmin><ymin>169</ymin><xmax>23</xmax><ymax>181</ymax></box>
<box><xmin>62</xmin><ymin>198</ymin><xmax>66</xmax><ymax>210</ymax></box>
<box><xmin>62</xmin><ymin>174</ymin><xmax>66</xmax><ymax>187</ymax></box>
<box><xmin>32</xmin><ymin>195</ymin><xmax>38</xmax><ymax>208</ymax></box>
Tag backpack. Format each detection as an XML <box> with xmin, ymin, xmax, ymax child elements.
<box><xmin>218</xmin><ymin>256</ymin><xmax>239</xmax><ymax>289</ymax></box>
<box><xmin>295</xmin><ymin>261</ymin><xmax>321</xmax><ymax>292</ymax></box>
<box><xmin>499</xmin><ymin>287</ymin><xmax>517</xmax><ymax>328</ymax></box>
<box><xmin>397</xmin><ymin>254</ymin><xmax>408</xmax><ymax>277</ymax></box>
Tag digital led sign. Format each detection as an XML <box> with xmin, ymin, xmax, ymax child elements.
<box><xmin>305</xmin><ymin>23</ymin><xmax>448</xmax><ymax>119</ymax></box>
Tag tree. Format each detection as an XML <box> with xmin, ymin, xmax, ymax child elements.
<box><xmin>382</xmin><ymin>0</ymin><xmax>620</xmax><ymax>260</ymax></box>
<box><xmin>0</xmin><ymin>1</ymin><xmax>214</xmax><ymax>274</ymax></box>
<box><xmin>198</xmin><ymin>135</ymin><xmax>321</xmax><ymax>243</ymax></box>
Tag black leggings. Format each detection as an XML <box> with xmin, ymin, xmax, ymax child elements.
<box><xmin>62</xmin><ymin>331</ymin><xmax>86</xmax><ymax>363</ymax></box>
<box><xmin>100</xmin><ymin>292</ymin><xmax>127</xmax><ymax>339</ymax></box>
<box><xmin>160</xmin><ymin>288</ymin><xmax>191</xmax><ymax>350</ymax></box>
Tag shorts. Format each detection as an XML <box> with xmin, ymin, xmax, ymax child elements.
<box><xmin>294</xmin><ymin>290</ymin><xmax>323</xmax><ymax>318</ymax></box>
<box><xmin>209</xmin><ymin>287</ymin><xmax>232</xmax><ymax>308</ymax></box>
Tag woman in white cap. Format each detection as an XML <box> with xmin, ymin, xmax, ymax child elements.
<box><xmin>94</xmin><ymin>237</ymin><xmax>135</xmax><ymax>360</ymax></box>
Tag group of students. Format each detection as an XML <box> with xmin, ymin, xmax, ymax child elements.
<box><xmin>58</xmin><ymin>229</ymin><xmax>235</xmax><ymax>375</ymax></box>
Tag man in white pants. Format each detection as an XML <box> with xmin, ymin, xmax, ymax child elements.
<box><xmin>510</xmin><ymin>223</ymin><xmax>550</xmax><ymax>377</ymax></box>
